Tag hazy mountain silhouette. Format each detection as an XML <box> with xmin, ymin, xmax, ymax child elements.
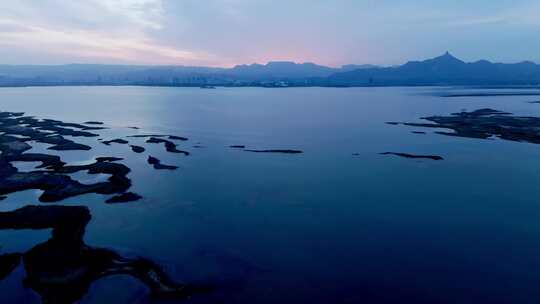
<box><xmin>0</xmin><ymin>61</ymin><xmax>367</xmax><ymax>85</ymax></box>
<box><xmin>328</xmin><ymin>52</ymin><xmax>540</xmax><ymax>86</ymax></box>
<box><xmin>228</xmin><ymin>61</ymin><xmax>336</xmax><ymax>79</ymax></box>
<box><xmin>226</xmin><ymin>61</ymin><xmax>376</xmax><ymax>79</ymax></box>
<box><xmin>1</xmin><ymin>53</ymin><xmax>540</xmax><ymax>86</ymax></box>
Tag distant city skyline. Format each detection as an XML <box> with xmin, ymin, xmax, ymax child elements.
<box><xmin>0</xmin><ymin>1</ymin><xmax>539</xmax><ymax>67</ymax></box>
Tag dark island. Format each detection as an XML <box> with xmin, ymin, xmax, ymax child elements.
<box><xmin>380</xmin><ymin>152</ymin><xmax>443</xmax><ymax>161</ymax></box>
<box><xmin>146</xmin><ymin>137</ymin><xmax>190</xmax><ymax>155</ymax></box>
<box><xmin>130</xmin><ymin>145</ymin><xmax>146</xmax><ymax>153</ymax></box>
<box><xmin>102</xmin><ymin>138</ymin><xmax>129</xmax><ymax>145</ymax></box>
<box><xmin>148</xmin><ymin>156</ymin><xmax>178</xmax><ymax>170</ymax></box>
<box><xmin>393</xmin><ymin>108</ymin><xmax>540</xmax><ymax>144</ymax></box>
<box><xmin>106</xmin><ymin>192</ymin><xmax>143</xmax><ymax>203</ymax></box>
<box><xmin>244</xmin><ymin>149</ymin><xmax>303</xmax><ymax>154</ymax></box>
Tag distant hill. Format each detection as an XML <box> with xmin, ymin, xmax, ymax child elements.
<box><xmin>1</xmin><ymin>53</ymin><xmax>540</xmax><ymax>87</ymax></box>
<box><xmin>327</xmin><ymin>52</ymin><xmax>540</xmax><ymax>86</ymax></box>
<box><xmin>0</xmin><ymin>61</ymin><xmax>372</xmax><ymax>85</ymax></box>
<box><xmin>227</xmin><ymin>61</ymin><xmax>339</xmax><ymax>79</ymax></box>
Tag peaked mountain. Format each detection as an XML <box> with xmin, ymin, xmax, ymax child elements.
<box><xmin>328</xmin><ymin>52</ymin><xmax>540</xmax><ymax>85</ymax></box>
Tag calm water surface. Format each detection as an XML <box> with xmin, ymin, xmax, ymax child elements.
<box><xmin>1</xmin><ymin>86</ymin><xmax>540</xmax><ymax>303</ymax></box>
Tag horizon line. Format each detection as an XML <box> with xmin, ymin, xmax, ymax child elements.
<box><xmin>0</xmin><ymin>53</ymin><xmax>538</xmax><ymax>68</ymax></box>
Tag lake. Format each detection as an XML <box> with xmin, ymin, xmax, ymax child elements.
<box><xmin>1</xmin><ymin>86</ymin><xmax>540</xmax><ymax>303</ymax></box>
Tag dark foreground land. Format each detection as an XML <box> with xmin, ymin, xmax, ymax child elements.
<box><xmin>0</xmin><ymin>110</ymin><xmax>304</xmax><ymax>303</ymax></box>
<box><xmin>391</xmin><ymin>108</ymin><xmax>540</xmax><ymax>144</ymax></box>
<box><xmin>0</xmin><ymin>205</ymin><xmax>209</xmax><ymax>303</ymax></box>
<box><xmin>0</xmin><ymin>111</ymin><xmax>212</xmax><ymax>302</ymax></box>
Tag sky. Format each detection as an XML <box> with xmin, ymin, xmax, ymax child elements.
<box><xmin>0</xmin><ymin>0</ymin><xmax>538</xmax><ymax>67</ymax></box>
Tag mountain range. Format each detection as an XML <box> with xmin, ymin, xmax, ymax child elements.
<box><xmin>1</xmin><ymin>53</ymin><xmax>539</xmax><ymax>87</ymax></box>
<box><xmin>328</xmin><ymin>52</ymin><xmax>540</xmax><ymax>86</ymax></box>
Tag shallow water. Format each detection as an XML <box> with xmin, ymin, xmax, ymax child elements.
<box><xmin>1</xmin><ymin>86</ymin><xmax>540</xmax><ymax>303</ymax></box>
